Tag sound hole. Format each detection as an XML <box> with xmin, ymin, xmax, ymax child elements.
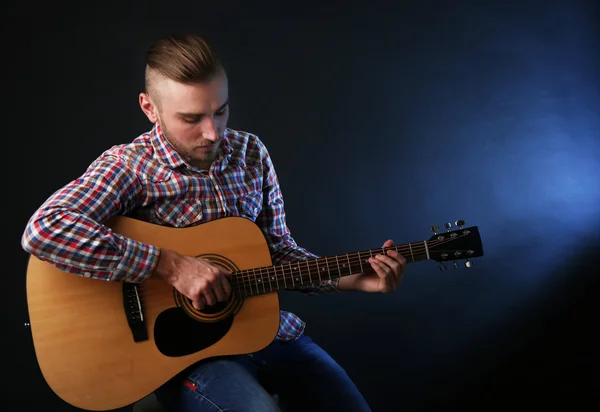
<box><xmin>188</xmin><ymin>299</ymin><xmax>228</xmax><ymax>315</ymax></box>
<box><xmin>174</xmin><ymin>254</ymin><xmax>244</xmax><ymax>323</ymax></box>
<box><xmin>154</xmin><ymin>254</ymin><xmax>242</xmax><ymax>357</ymax></box>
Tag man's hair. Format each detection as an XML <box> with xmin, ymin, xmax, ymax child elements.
<box><xmin>145</xmin><ymin>33</ymin><xmax>223</xmax><ymax>100</ymax></box>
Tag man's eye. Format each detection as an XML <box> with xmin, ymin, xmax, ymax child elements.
<box><xmin>184</xmin><ymin>118</ymin><xmax>200</xmax><ymax>124</ymax></box>
<box><xmin>215</xmin><ymin>109</ymin><xmax>227</xmax><ymax>116</ymax></box>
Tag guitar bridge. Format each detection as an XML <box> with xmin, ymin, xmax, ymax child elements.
<box><xmin>122</xmin><ymin>283</ymin><xmax>148</xmax><ymax>342</ymax></box>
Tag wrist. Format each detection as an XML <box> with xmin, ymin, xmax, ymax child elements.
<box><xmin>153</xmin><ymin>249</ymin><xmax>180</xmax><ymax>283</ymax></box>
<box><xmin>336</xmin><ymin>275</ymin><xmax>358</xmax><ymax>291</ymax></box>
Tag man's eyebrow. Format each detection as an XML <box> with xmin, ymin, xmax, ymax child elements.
<box><xmin>176</xmin><ymin>99</ymin><xmax>229</xmax><ymax>117</ymax></box>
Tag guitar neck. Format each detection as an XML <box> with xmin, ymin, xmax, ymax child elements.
<box><xmin>231</xmin><ymin>240</ymin><xmax>431</xmax><ymax>297</ymax></box>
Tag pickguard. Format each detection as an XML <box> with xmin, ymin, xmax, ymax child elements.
<box><xmin>154</xmin><ymin>306</ymin><xmax>233</xmax><ymax>357</ymax></box>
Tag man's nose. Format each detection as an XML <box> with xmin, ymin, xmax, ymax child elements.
<box><xmin>202</xmin><ymin>117</ymin><xmax>218</xmax><ymax>141</ymax></box>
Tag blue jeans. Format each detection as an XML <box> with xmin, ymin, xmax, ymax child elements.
<box><xmin>154</xmin><ymin>334</ymin><xmax>371</xmax><ymax>411</ymax></box>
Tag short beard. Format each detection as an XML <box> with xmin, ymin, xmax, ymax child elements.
<box><xmin>158</xmin><ymin>117</ymin><xmax>218</xmax><ymax>167</ymax></box>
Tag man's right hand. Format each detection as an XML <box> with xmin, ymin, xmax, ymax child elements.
<box><xmin>153</xmin><ymin>249</ymin><xmax>232</xmax><ymax>310</ymax></box>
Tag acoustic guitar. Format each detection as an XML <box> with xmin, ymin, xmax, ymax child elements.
<box><xmin>25</xmin><ymin>215</ymin><xmax>483</xmax><ymax>411</ymax></box>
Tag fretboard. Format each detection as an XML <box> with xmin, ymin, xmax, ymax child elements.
<box><xmin>230</xmin><ymin>240</ymin><xmax>431</xmax><ymax>297</ymax></box>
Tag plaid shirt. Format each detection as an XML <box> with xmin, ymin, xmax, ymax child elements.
<box><xmin>21</xmin><ymin>123</ymin><xmax>339</xmax><ymax>341</ymax></box>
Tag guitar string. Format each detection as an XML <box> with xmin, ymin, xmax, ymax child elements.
<box><xmin>230</xmin><ymin>247</ymin><xmax>463</xmax><ymax>292</ymax></box>
<box><xmin>134</xmin><ymin>251</ymin><xmax>465</xmax><ymax>303</ymax></box>
<box><xmin>135</xmin><ymin>243</ymin><xmax>429</xmax><ymax>299</ymax></box>
<box><xmin>134</xmin><ymin>233</ymin><xmax>474</xmax><ymax>300</ymax></box>
<box><xmin>216</xmin><ymin>233</ymin><xmax>469</xmax><ymax>288</ymax></box>
<box><xmin>133</xmin><ymin>233</ymin><xmax>472</xmax><ymax>299</ymax></box>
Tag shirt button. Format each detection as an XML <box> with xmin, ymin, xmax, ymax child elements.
<box><xmin>84</xmin><ymin>272</ymin><xmax>92</xmax><ymax>277</ymax></box>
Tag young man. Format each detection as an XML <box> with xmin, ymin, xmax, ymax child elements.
<box><xmin>21</xmin><ymin>34</ymin><xmax>406</xmax><ymax>411</ymax></box>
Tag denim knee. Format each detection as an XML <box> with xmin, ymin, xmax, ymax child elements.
<box><xmin>156</xmin><ymin>358</ymin><xmax>281</xmax><ymax>412</ymax></box>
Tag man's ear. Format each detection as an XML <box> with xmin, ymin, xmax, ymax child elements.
<box><xmin>139</xmin><ymin>93</ymin><xmax>159</xmax><ymax>123</ymax></box>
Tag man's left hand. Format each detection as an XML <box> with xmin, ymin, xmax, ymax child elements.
<box><xmin>337</xmin><ymin>240</ymin><xmax>407</xmax><ymax>293</ymax></box>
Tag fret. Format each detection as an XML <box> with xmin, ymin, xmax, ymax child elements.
<box><xmin>252</xmin><ymin>268</ymin><xmax>259</xmax><ymax>295</ymax></box>
<box><xmin>296</xmin><ymin>261</ymin><xmax>304</xmax><ymax>285</ymax></box>
<box><xmin>244</xmin><ymin>270</ymin><xmax>254</xmax><ymax>295</ymax></box>
<box><xmin>306</xmin><ymin>259</ymin><xmax>312</xmax><ymax>284</ymax></box>
<box><xmin>316</xmin><ymin>259</ymin><xmax>323</xmax><ymax>282</ymax></box>
<box><xmin>258</xmin><ymin>271</ymin><xmax>263</xmax><ymax>294</ymax></box>
<box><xmin>273</xmin><ymin>266</ymin><xmax>285</xmax><ymax>290</ymax></box>
<box><xmin>243</xmin><ymin>269</ymin><xmax>248</xmax><ymax>296</ymax></box>
<box><xmin>358</xmin><ymin>251</ymin><xmax>364</xmax><ymax>273</ymax></box>
<box><xmin>346</xmin><ymin>253</ymin><xmax>353</xmax><ymax>275</ymax></box>
<box><xmin>235</xmin><ymin>272</ymin><xmax>242</xmax><ymax>296</ymax></box>
<box><xmin>287</xmin><ymin>263</ymin><xmax>294</xmax><ymax>287</ymax></box>
<box><xmin>335</xmin><ymin>255</ymin><xmax>341</xmax><ymax>277</ymax></box>
<box><xmin>324</xmin><ymin>257</ymin><xmax>332</xmax><ymax>280</ymax></box>
<box><xmin>269</xmin><ymin>267</ymin><xmax>279</xmax><ymax>290</ymax></box>
<box><xmin>237</xmin><ymin>270</ymin><xmax>245</xmax><ymax>296</ymax></box>
<box><xmin>424</xmin><ymin>240</ymin><xmax>430</xmax><ymax>260</ymax></box>
<box><xmin>262</xmin><ymin>268</ymin><xmax>271</xmax><ymax>292</ymax></box>
<box><xmin>259</xmin><ymin>268</ymin><xmax>266</xmax><ymax>293</ymax></box>
<box><xmin>279</xmin><ymin>265</ymin><xmax>287</xmax><ymax>289</ymax></box>
<box><xmin>242</xmin><ymin>269</ymin><xmax>251</xmax><ymax>297</ymax></box>
<box><xmin>408</xmin><ymin>243</ymin><xmax>414</xmax><ymax>262</ymax></box>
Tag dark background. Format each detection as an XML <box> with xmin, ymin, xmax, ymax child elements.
<box><xmin>3</xmin><ymin>0</ymin><xmax>599</xmax><ymax>411</ymax></box>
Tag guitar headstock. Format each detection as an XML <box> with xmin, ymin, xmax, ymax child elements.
<box><xmin>427</xmin><ymin>220</ymin><xmax>484</xmax><ymax>270</ymax></box>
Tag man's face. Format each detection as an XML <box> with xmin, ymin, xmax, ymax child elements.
<box><xmin>142</xmin><ymin>70</ymin><xmax>230</xmax><ymax>169</ymax></box>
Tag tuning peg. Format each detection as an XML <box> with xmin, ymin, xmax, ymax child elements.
<box><xmin>430</xmin><ymin>225</ymin><xmax>440</xmax><ymax>235</ymax></box>
<box><xmin>455</xmin><ymin>220</ymin><xmax>465</xmax><ymax>229</ymax></box>
<box><xmin>465</xmin><ymin>259</ymin><xmax>472</xmax><ymax>268</ymax></box>
<box><xmin>444</xmin><ymin>222</ymin><xmax>452</xmax><ymax>231</ymax></box>
<box><xmin>453</xmin><ymin>261</ymin><xmax>458</xmax><ymax>269</ymax></box>
<box><xmin>439</xmin><ymin>262</ymin><xmax>446</xmax><ymax>271</ymax></box>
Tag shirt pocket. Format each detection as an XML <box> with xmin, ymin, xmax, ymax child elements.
<box><xmin>154</xmin><ymin>198</ymin><xmax>204</xmax><ymax>228</ymax></box>
<box><xmin>236</xmin><ymin>192</ymin><xmax>263</xmax><ymax>222</ymax></box>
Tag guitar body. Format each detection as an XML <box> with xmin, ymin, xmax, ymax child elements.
<box><xmin>26</xmin><ymin>216</ymin><xmax>280</xmax><ymax>411</ymax></box>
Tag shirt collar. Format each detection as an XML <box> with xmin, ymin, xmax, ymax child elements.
<box><xmin>150</xmin><ymin>123</ymin><xmax>234</xmax><ymax>170</ymax></box>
